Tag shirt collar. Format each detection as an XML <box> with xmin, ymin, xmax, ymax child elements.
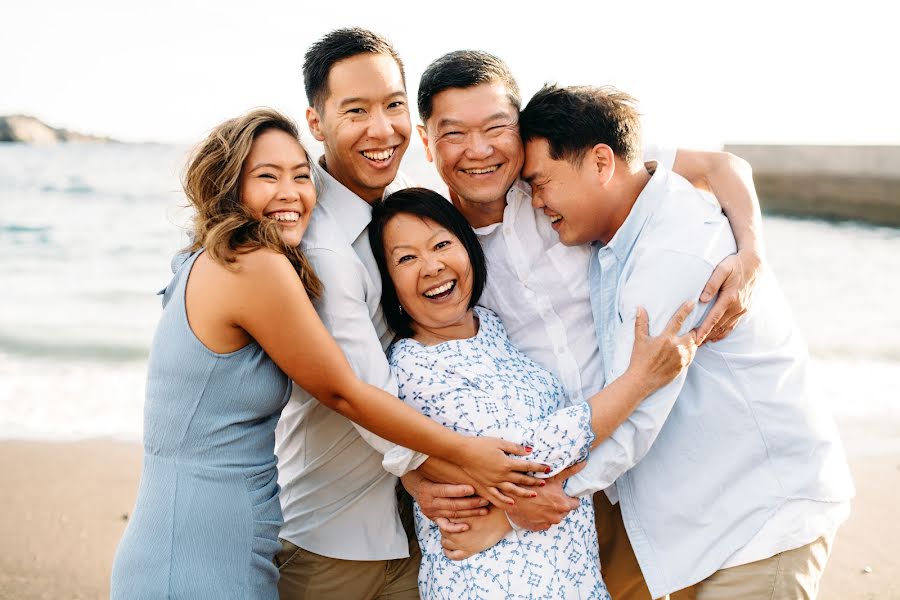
<box><xmin>472</xmin><ymin>179</ymin><xmax>531</xmax><ymax>237</ymax></box>
<box><xmin>313</xmin><ymin>158</ymin><xmax>376</xmax><ymax>242</ymax></box>
<box><xmin>603</xmin><ymin>161</ymin><xmax>667</xmax><ymax>262</ymax></box>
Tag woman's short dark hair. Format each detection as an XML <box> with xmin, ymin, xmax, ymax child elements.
<box><xmin>369</xmin><ymin>188</ymin><xmax>487</xmax><ymax>339</ymax></box>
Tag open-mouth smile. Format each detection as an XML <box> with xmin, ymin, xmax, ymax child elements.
<box><xmin>267</xmin><ymin>211</ymin><xmax>301</xmax><ymax>222</ymax></box>
<box><xmin>423</xmin><ymin>280</ymin><xmax>456</xmax><ymax>299</ymax></box>
<box><xmin>361</xmin><ymin>147</ymin><xmax>396</xmax><ymax>163</ymax></box>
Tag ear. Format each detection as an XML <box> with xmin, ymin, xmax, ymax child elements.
<box><xmin>416</xmin><ymin>124</ymin><xmax>433</xmax><ymax>163</ymax></box>
<box><xmin>306</xmin><ymin>106</ymin><xmax>326</xmax><ymax>142</ymax></box>
<box><xmin>589</xmin><ymin>143</ymin><xmax>616</xmax><ymax>186</ymax></box>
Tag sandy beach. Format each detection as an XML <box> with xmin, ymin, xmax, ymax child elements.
<box><xmin>1</xmin><ymin>419</ymin><xmax>898</xmax><ymax>600</ymax></box>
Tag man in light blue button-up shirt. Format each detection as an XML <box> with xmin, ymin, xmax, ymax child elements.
<box><xmin>519</xmin><ymin>85</ymin><xmax>855</xmax><ymax>599</ymax></box>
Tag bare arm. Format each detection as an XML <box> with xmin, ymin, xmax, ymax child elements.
<box><xmin>671</xmin><ymin>149</ymin><xmax>764</xmax><ymax>343</ymax></box>
<box><xmin>226</xmin><ymin>249</ymin><xmax>546</xmax><ymax>504</ymax></box>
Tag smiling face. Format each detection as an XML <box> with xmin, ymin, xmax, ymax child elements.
<box><xmin>382</xmin><ymin>212</ymin><xmax>476</xmax><ymax>342</ymax></box>
<box><xmin>418</xmin><ymin>82</ymin><xmax>522</xmax><ymax>225</ymax></box>
<box><xmin>239</xmin><ymin>128</ymin><xmax>316</xmax><ymax>247</ymax></box>
<box><xmin>307</xmin><ymin>52</ymin><xmax>411</xmax><ymax>203</ymax></box>
<box><xmin>522</xmin><ymin>137</ymin><xmax>613</xmax><ymax>246</ymax></box>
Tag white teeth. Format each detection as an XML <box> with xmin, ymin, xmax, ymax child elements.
<box><xmin>361</xmin><ymin>148</ymin><xmax>395</xmax><ymax>161</ymax></box>
<box><xmin>270</xmin><ymin>212</ymin><xmax>299</xmax><ymax>222</ymax></box>
<box><xmin>549</xmin><ymin>214</ymin><xmax>562</xmax><ymax>224</ymax></box>
<box><xmin>463</xmin><ymin>165</ymin><xmax>499</xmax><ymax>175</ymax></box>
<box><xmin>424</xmin><ymin>281</ymin><xmax>455</xmax><ymax>298</ymax></box>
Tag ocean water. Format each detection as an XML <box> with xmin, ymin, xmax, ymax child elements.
<box><xmin>1</xmin><ymin>143</ymin><xmax>899</xmax><ymax>441</ymax></box>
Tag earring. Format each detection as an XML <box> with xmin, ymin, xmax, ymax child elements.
<box><xmin>399</xmin><ymin>304</ymin><xmax>403</xmax><ymax>315</ymax></box>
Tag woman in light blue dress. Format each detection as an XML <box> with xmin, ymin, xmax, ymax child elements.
<box><xmin>368</xmin><ymin>188</ymin><xmax>698</xmax><ymax>599</ymax></box>
<box><xmin>110</xmin><ymin>111</ymin><xmax>549</xmax><ymax>599</ymax></box>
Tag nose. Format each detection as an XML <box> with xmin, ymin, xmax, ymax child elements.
<box><xmin>368</xmin><ymin>108</ymin><xmax>393</xmax><ymax>140</ymax></box>
<box><xmin>277</xmin><ymin>177</ymin><xmax>301</xmax><ymax>202</ymax></box>
<box><xmin>464</xmin><ymin>132</ymin><xmax>492</xmax><ymax>161</ymax></box>
<box><xmin>531</xmin><ymin>190</ymin><xmax>544</xmax><ymax>209</ymax></box>
<box><xmin>422</xmin><ymin>252</ymin><xmax>444</xmax><ymax>276</ymax></box>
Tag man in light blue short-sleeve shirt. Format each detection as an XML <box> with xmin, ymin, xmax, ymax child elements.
<box><xmin>518</xmin><ymin>84</ymin><xmax>854</xmax><ymax>599</ymax></box>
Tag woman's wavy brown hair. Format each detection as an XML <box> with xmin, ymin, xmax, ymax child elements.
<box><xmin>183</xmin><ymin>108</ymin><xmax>322</xmax><ymax>298</ymax></box>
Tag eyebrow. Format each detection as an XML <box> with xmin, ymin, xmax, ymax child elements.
<box><xmin>436</xmin><ymin>111</ymin><xmax>513</xmax><ymax>130</ymax></box>
<box><xmin>339</xmin><ymin>91</ymin><xmax>407</xmax><ymax>108</ymax></box>
<box><xmin>248</xmin><ymin>161</ymin><xmax>309</xmax><ymax>172</ymax></box>
<box><xmin>388</xmin><ymin>228</ymin><xmax>452</xmax><ymax>254</ymax></box>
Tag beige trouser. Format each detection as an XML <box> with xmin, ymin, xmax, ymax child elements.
<box><xmin>594</xmin><ymin>491</ymin><xmax>694</xmax><ymax>600</ymax></box>
<box><xmin>275</xmin><ymin>487</ymin><xmax>421</xmax><ymax>600</ymax></box>
<box><xmin>685</xmin><ymin>533</ymin><xmax>834</xmax><ymax>600</ymax></box>
<box><xmin>595</xmin><ymin>491</ymin><xmax>835</xmax><ymax>600</ymax></box>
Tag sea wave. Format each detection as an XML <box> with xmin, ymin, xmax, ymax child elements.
<box><xmin>0</xmin><ymin>334</ymin><xmax>149</xmax><ymax>362</ymax></box>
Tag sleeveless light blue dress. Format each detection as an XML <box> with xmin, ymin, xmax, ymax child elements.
<box><xmin>111</xmin><ymin>249</ymin><xmax>290</xmax><ymax>599</ymax></box>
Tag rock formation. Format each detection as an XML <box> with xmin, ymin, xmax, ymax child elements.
<box><xmin>0</xmin><ymin>115</ymin><xmax>115</xmax><ymax>143</ymax></box>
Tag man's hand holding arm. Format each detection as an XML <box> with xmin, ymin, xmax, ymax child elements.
<box><xmin>670</xmin><ymin>149</ymin><xmax>764</xmax><ymax>343</ymax></box>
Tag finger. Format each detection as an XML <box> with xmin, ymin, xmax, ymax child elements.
<box><xmin>505</xmin><ymin>458</ymin><xmax>551</xmax><ymax>474</ymax></box>
<box><xmin>436</xmin><ymin>518</ymin><xmax>470</xmax><ymax>534</ymax></box>
<box><xmin>494</xmin><ymin>439</ymin><xmax>534</xmax><ymax>456</ymax></box>
<box><xmin>633</xmin><ymin>306</ymin><xmax>649</xmax><ymax>341</ymax></box>
<box><xmin>503</xmin><ymin>472</ymin><xmax>545</xmax><ymax>487</ymax></box>
<box><xmin>430</xmin><ymin>483</ymin><xmax>477</xmax><ymax>499</ymax></box>
<box><xmin>498</xmin><ymin>481</ymin><xmax>539</xmax><ymax>499</ymax></box>
<box><xmin>444</xmin><ymin>549</ymin><xmax>470</xmax><ymax>561</ymax></box>
<box><xmin>664</xmin><ymin>301</ymin><xmax>695</xmax><ymax>336</ymax></box>
<box><xmin>448</xmin><ymin>508</ymin><xmax>489</xmax><ymax>519</ymax></box>
<box><xmin>482</xmin><ymin>486</ymin><xmax>515</xmax><ymax>507</ymax></box>
<box><xmin>428</xmin><ymin>507</ymin><xmax>489</xmax><ymax>520</ymax></box>
<box><xmin>693</xmin><ymin>300</ymin><xmax>725</xmax><ymax>344</ymax></box>
<box><xmin>433</xmin><ymin>496</ymin><xmax>490</xmax><ymax>511</ymax></box>
<box><xmin>699</xmin><ymin>260</ymin><xmax>731</xmax><ymax>303</ymax></box>
<box><xmin>704</xmin><ymin>312</ymin><xmax>743</xmax><ymax>344</ymax></box>
<box><xmin>552</xmin><ymin>460</ymin><xmax>587</xmax><ymax>481</ymax></box>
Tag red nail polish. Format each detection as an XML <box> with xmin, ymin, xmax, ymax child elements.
<box><xmin>524</xmin><ymin>446</ymin><xmax>533</xmax><ymax>453</ymax></box>
<box><xmin>532</xmin><ymin>492</ymin><xmax>538</xmax><ymax>498</ymax></box>
<box><xmin>544</xmin><ymin>467</ymin><xmax>552</xmax><ymax>474</ymax></box>
<box><xmin>539</xmin><ymin>481</ymin><xmax>546</xmax><ymax>487</ymax></box>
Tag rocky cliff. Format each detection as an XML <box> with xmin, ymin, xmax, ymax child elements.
<box><xmin>0</xmin><ymin>115</ymin><xmax>115</xmax><ymax>143</ymax></box>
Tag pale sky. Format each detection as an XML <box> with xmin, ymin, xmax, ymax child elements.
<box><xmin>2</xmin><ymin>0</ymin><xmax>898</xmax><ymax>148</ymax></box>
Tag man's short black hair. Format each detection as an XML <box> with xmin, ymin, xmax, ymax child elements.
<box><xmin>303</xmin><ymin>27</ymin><xmax>406</xmax><ymax>111</ymax></box>
<box><xmin>417</xmin><ymin>50</ymin><xmax>521</xmax><ymax>125</ymax></box>
<box><xmin>369</xmin><ymin>188</ymin><xmax>487</xmax><ymax>339</ymax></box>
<box><xmin>519</xmin><ymin>84</ymin><xmax>643</xmax><ymax>165</ymax></box>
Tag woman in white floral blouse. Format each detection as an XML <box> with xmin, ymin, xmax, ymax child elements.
<box><xmin>369</xmin><ymin>188</ymin><xmax>697</xmax><ymax>599</ymax></box>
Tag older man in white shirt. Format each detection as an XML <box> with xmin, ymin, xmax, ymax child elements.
<box><xmin>399</xmin><ymin>51</ymin><xmax>773</xmax><ymax>600</ymax></box>
<box><xmin>517</xmin><ymin>83</ymin><xmax>854</xmax><ymax>599</ymax></box>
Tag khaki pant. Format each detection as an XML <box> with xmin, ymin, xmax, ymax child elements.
<box><xmin>686</xmin><ymin>534</ymin><xmax>833</xmax><ymax>600</ymax></box>
<box><xmin>595</xmin><ymin>491</ymin><xmax>695</xmax><ymax>600</ymax></box>
<box><xmin>595</xmin><ymin>491</ymin><xmax>834</xmax><ymax>600</ymax></box>
<box><xmin>276</xmin><ymin>488</ymin><xmax>421</xmax><ymax>600</ymax></box>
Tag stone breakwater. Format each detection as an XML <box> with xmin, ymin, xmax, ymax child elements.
<box><xmin>726</xmin><ymin>145</ymin><xmax>900</xmax><ymax>227</ymax></box>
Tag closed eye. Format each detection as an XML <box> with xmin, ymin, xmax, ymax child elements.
<box><xmin>435</xmin><ymin>240</ymin><xmax>451</xmax><ymax>250</ymax></box>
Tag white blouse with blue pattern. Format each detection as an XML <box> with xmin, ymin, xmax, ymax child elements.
<box><xmin>388</xmin><ymin>306</ymin><xmax>610</xmax><ymax>599</ymax></box>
